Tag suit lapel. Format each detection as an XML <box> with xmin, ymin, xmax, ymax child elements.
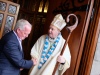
<box><xmin>12</xmin><ymin>31</ymin><xmax>24</xmax><ymax>58</ymax></box>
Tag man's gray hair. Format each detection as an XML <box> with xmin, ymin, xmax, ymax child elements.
<box><xmin>14</xmin><ymin>19</ymin><xmax>32</xmax><ymax>31</ymax></box>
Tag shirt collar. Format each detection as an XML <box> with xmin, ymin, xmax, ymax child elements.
<box><xmin>13</xmin><ymin>30</ymin><xmax>22</xmax><ymax>42</ymax></box>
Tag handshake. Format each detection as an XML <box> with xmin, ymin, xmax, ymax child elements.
<box><xmin>31</xmin><ymin>57</ymin><xmax>38</xmax><ymax>65</ymax></box>
<box><xmin>20</xmin><ymin>57</ymin><xmax>38</xmax><ymax>71</ymax></box>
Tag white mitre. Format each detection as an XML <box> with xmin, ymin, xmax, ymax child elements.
<box><xmin>51</xmin><ymin>14</ymin><xmax>66</xmax><ymax>31</ymax></box>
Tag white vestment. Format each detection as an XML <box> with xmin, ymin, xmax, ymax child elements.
<box><xmin>29</xmin><ymin>34</ymin><xmax>71</xmax><ymax>75</ymax></box>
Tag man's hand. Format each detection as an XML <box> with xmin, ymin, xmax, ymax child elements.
<box><xmin>31</xmin><ymin>58</ymin><xmax>38</xmax><ymax>65</ymax></box>
<box><xmin>20</xmin><ymin>68</ymin><xmax>23</xmax><ymax>71</ymax></box>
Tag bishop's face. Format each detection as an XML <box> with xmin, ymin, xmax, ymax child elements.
<box><xmin>48</xmin><ymin>25</ymin><xmax>60</xmax><ymax>39</ymax></box>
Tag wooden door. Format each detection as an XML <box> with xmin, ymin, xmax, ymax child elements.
<box><xmin>78</xmin><ymin>0</ymin><xmax>100</xmax><ymax>75</ymax></box>
<box><xmin>0</xmin><ymin>0</ymin><xmax>20</xmax><ymax>38</ymax></box>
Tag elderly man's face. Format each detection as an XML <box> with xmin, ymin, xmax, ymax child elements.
<box><xmin>48</xmin><ymin>25</ymin><xmax>60</xmax><ymax>39</ymax></box>
<box><xmin>17</xmin><ymin>25</ymin><xmax>31</xmax><ymax>40</ymax></box>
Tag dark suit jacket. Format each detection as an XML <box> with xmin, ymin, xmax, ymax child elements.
<box><xmin>0</xmin><ymin>31</ymin><xmax>33</xmax><ymax>75</ymax></box>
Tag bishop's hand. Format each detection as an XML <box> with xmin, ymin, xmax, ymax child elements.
<box><xmin>57</xmin><ymin>55</ymin><xmax>65</xmax><ymax>64</ymax></box>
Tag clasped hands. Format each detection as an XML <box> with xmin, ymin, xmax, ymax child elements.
<box><xmin>20</xmin><ymin>55</ymin><xmax>65</xmax><ymax>71</ymax></box>
<box><xmin>31</xmin><ymin>57</ymin><xmax>38</xmax><ymax>65</ymax></box>
<box><xmin>20</xmin><ymin>57</ymin><xmax>38</xmax><ymax>71</ymax></box>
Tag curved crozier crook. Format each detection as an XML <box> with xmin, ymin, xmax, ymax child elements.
<box><xmin>66</xmin><ymin>14</ymin><xmax>78</xmax><ymax>32</ymax></box>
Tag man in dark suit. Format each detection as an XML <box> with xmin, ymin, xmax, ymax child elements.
<box><xmin>0</xmin><ymin>19</ymin><xmax>38</xmax><ymax>75</ymax></box>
